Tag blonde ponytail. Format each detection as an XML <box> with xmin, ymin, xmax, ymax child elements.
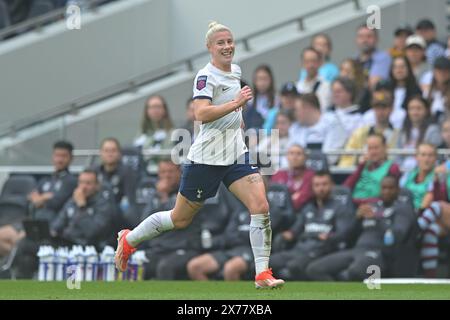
<box><xmin>205</xmin><ymin>21</ymin><xmax>232</xmax><ymax>44</ymax></box>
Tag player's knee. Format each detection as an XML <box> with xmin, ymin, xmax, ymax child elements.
<box><xmin>187</xmin><ymin>257</ymin><xmax>207</xmax><ymax>279</ymax></box>
<box><xmin>248</xmin><ymin>200</ymin><xmax>270</xmax><ymax>215</ymax></box>
<box><xmin>172</xmin><ymin>216</ymin><xmax>193</xmax><ymax>229</ymax></box>
<box><xmin>223</xmin><ymin>258</ymin><xmax>246</xmax><ymax>281</ymax></box>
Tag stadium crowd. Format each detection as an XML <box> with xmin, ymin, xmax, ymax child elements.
<box><xmin>1</xmin><ymin>18</ymin><xmax>450</xmax><ymax>281</ymax></box>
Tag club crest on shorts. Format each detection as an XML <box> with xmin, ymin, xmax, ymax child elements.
<box><xmin>196</xmin><ymin>75</ymin><xmax>207</xmax><ymax>90</ymax></box>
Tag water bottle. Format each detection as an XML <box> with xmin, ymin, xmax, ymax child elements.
<box><xmin>84</xmin><ymin>246</ymin><xmax>98</xmax><ymax>281</ymax></box>
<box><xmin>100</xmin><ymin>246</ymin><xmax>116</xmax><ymax>282</ymax></box>
<box><xmin>132</xmin><ymin>251</ymin><xmax>149</xmax><ymax>281</ymax></box>
<box><xmin>37</xmin><ymin>246</ymin><xmax>49</xmax><ymax>281</ymax></box>
<box><xmin>384</xmin><ymin>229</ymin><xmax>394</xmax><ymax>246</ymax></box>
<box><xmin>201</xmin><ymin>229</ymin><xmax>212</xmax><ymax>250</ymax></box>
<box><xmin>120</xmin><ymin>196</ymin><xmax>130</xmax><ymax>213</ymax></box>
<box><xmin>55</xmin><ymin>247</ymin><xmax>69</xmax><ymax>281</ymax></box>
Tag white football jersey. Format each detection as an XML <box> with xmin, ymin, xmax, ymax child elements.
<box><xmin>187</xmin><ymin>62</ymin><xmax>247</xmax><ymax>165</ymax></box>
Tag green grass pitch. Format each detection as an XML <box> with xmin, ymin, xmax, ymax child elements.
<box><xmin>0</xmin><ymin>281</ymin><xmax>450</xmax><ymax>299</ymax></box>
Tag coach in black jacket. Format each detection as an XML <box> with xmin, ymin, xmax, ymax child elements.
<box><xmin>28</xmin><ymin>141</ymin><xmax>78</xmax><ymax>221</ymax></box>
<box><xmin>306</xmin><ymin>175</ymin><xmax>414</xmax><ymax>281</ymax></box>
<box><xmin>270</xmin><ymin>171</ymin><xmax>355</xmax><ymax>280</ymax></box>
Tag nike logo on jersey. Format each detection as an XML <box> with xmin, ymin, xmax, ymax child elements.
<box><xmin>222</xmin><ymin>86</ymin><xmax>231</xmax><ymax>92</ymax></box>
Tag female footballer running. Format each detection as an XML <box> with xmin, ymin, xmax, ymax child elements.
<box><xmin>115</xmin><ymin>21</ymin><xmax>284</xmax><ymax>289</ymax></box>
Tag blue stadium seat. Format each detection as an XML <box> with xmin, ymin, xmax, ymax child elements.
<box><xmin>0</xmin><ymin>0</ymin><xmax>10</xmax><ymax>30</ymax></box>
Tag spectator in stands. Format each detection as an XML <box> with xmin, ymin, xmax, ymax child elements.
<box><xmin>400</xmin><ymin>143</ymin><xmax>437</xmax><ymax>211</ymax></box>
<box><xmin>355</xmin><ymin>24</ymin><xmax>392</xmax><ymax>89</ymax></box>
<box><xmin>362</xmin><ymin>81</ymin><xmax>405</xmax><ymax>130</ymax></box>
<box><xmin>263</xmin><ymin>82</ymin><xmax>298</xmax><ymax>133</ymax></box>
<box><xmin>94</xmin><ymin>137</ymin><xmax>137</xmax><ymax>214</ymax></box>
<box><xmin>343</xmin><ymin>133</ymin><xmax>401</xmax><ymax>205</ymax></box>
<box><xmin>28</xmin><ymin>141</ymin><xmax>77</xmax><ymax>221</ymax></box>
<box><xmin>397</xmin><ymin>96</ymin><xmax>442</xmax><ymax>171</ymax></box>
<box><xmin>186</xmin><ymin>208</ymin><xmax>252</xmax><ymax>281</ymax></box>
<box><xmin>438</xmin><ymin>118</ymin><xmax>450</xmax><ymax>150</ymax></box>
<box><xmin>389</xmin><ymin>56</ymin><xmax>422</xmax><ymax>111</ymax></box>
<box><xmin>139</xmin><ymin>159</ymin><xmax>201</xmax><ymax>279</ymax></box>
<box><xmin>133</xmin><ymin>95</ymin><xmax>174</xmax><ymax>174</ymax></box>
<box><xmin>405</xmin><ymin>35</ymin><xmax>432</xmax><ymax>90</ymax></box>
<box><xmin>258</xmin><ymin>109</ymin><xmax>293</xmax><ymax>170</ymax></box>
<box><xmin>180</xmin><ymin>98</ymin><xmax>197</xmax><ymax>142</ymax></box>
<box><xmin>299</xmin><ymin>33</ymin><xmax>339</xmax><ymax>83</ymax></box>
<box><xmin>306</xmin><ymin>175</ymin><xmax>414</xmax><ymax>281</ymax></box>
<box><xmin>13</xmin><ymin>169</ymin><xmax>117</xmax><ymax>278</ymax></box>
<box><xmin>425</xmin><ymin>57</ymin><xmax>450</xmax><ymax>123</ymax></box>
<box><xmin>270</xmin><ymin>171</ymin><xmax>354</xmax><ymax>280</ymax></box>
<box><xmin>270</xmin><ymin>144</ymin><xmax>314</xmax><ymax>212</ymax></box>
<box><xmin>415</xmin><ymin>19</ymin><xmax>446</xmax><ymax>67</ymax></box>
<box><xmin>296</xmin><ymin>47</ymin><xmax>332</xmax><ymax>111</ymax></box>
<box><xmin>388</xmin><ymin>26</ymin><xmax>413</xmax><ymax>58</ymax></box>
<box><xmin>339</xmin><ymin>89</ymin><xmax>400</xmax><ymax>167</ymax></box>
<box><xmin>288</xmin><ymin>93</ymin><xmax>327</xmax><ymax>149</ymax></box>
<box><xmin>50</xmin><ymin>169</ymin><xmax>116</xmax><ymax>246</ymax></box>
<box><xmin>322</xmin><ymin>77</ymin><xmax>362</xmax><ymax>164</ymax></box>
<box><xmin>417</xmin><ymin>161</ymin><xmax>450</xmax><ymax>277</ymax></box>
<box><xmin>339</xmin><ymin>58</ymin><xmax>370</xmax><ymax>113</ymax></box>
<box><xmin>243</xmin><ymin>65</ymin><xmax>277</xmax><ymax>130</ymax></box>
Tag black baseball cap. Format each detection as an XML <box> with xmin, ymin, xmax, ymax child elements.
<box><xmin>394</xmin><ymin>26</ymin><xmax>413</xmax><ymax>37</ymax></box>
<box><xmin>280</xmin><ymin>82</ymin><xmax>298</xmax><ymax>96</ymax></box>
<box><xmin>434</xmin><ymin>57</ymin><xmax>450</xmax><ymax>70</ymax></box>
<box><xmin>416</xmin><ymin>19</ymin><xmax>435</xmax><ymax>31</ymax></box>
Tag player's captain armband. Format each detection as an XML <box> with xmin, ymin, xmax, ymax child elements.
<box><xmin>196</xmin><ymin>75</ymin><xmax>208</xmax><ymax>90</ymax></box>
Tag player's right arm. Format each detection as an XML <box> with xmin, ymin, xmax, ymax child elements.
<box><xmin>194</xmin><ymin>86</ymin><xmax>252</xmax><ymax>123</ymax></box>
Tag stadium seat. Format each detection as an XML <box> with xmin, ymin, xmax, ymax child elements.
<box><xmin>198</xmin><ymin>184</ymin><xmax>232</xmax><ymax>241</ymax></box>
<box><xmin>121</xmin><ymin>146</ymin><xmax>146</xmax><ymax>179</ymax></box>
<box><xmin>0</xmin><ymin>175</ymin><xmax>36</xmax><ymax>210</ymax></box>
<box><xmin>266</xmin><ymin>183</ymin><xmax>295</xmax><ymax>233</ymax></box>
<box><xmin>331</xmin><ymin>185</ymin><xmax>352</xmax><ymax>207</ymax></box>
<box><xmin>306</xmin><ymin>150</ymin><xmax>329</xmax><ymax>172</ymax></box>
<box><xmin>0</xmin><ymin>201</ymin><xmax>28</xmax><ymax>226</ymax></box>
<box><xmin>0</xmin><ymin>0</ymin><xmax>10</xmax><ymax>30</ymax></box>
<box><xmin>398</xmin><ymin>188</ymin><xmax>415</xmax><ymax>209</ymax></box>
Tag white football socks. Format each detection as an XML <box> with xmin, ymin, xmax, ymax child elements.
<box><xmin>126</xmin><ymin>210</ymin><xmax>175</xmax><ymax>247</ymax></box>
<box><xmin>250</xmin><ymin>213</ymin><xmax>272</xmax><ymax>275</ymax></box>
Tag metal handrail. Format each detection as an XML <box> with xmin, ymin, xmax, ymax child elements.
<box><xmin>1</xmin><ymin>146</ymin><xmax>450</xmax><ymax>175</ymax></box>
<box><xmin>0</xmin><ymin>0</ymin><xmax>362</xmax><ymax>138</ymax></box>
<box><xmin>71</xmin><ymin>147</ymin><xmax>450</xmax><ymax>157</ymax></box>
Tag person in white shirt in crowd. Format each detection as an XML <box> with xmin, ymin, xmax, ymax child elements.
<box><xmin>133</xmin><ymin>95</ymin><xmax>175</xmax><ymax>174</ymax></box>
<box><xmin>389</xmin><ymin>56</ymin><xmax>423</xmax><ymax>111</ymax></box>
<box><xmin>298</xmin><ymin>33</ymin><xmax>339</xmax><ymax>83</ymax></box>
<box><xmin>424</xmin><ymin>57</ymin><xmax>450</xmax><ymax>124</ymax></box>
<box><xmin>296</xmin><ymin>47</ymin><xmax>332</xmax><ymax>111</ymax></box>
<box><xmin>397</xmin><ymin>95</ymin><xmax>442</xmax><ymax>171</ymax></box>
<box><xmin>257</xmin><ymin>109</ymin><xmax>293</xmax><ymax>171</ymax></box>
<box><xmin>288</xmin><ymin>93</ymin><xmax>328</xmax><ymax>150</ymax></box>
<box><xmin>322</xmin><ymin>77</ymin><xmax>363</xmax><ymax>164</ymax></box>
<box><xmin>405</xmin><ymin>35</ymin><xmax>432</xmax><ymax>92</ymax></box>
